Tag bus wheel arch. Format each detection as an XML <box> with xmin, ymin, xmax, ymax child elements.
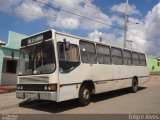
<box><xmin>131</xmin><ymin>76</ymin><xmax>138</xmax><ymax>93</ymax></box>
<box><xmin>78</xmin><ymin>80</ymin><xmax>95</xmax><ymax>106</ymax></box>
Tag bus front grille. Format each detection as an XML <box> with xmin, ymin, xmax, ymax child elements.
<box><xmin>20</xmin><ymin>84</ymin><xmax>45</xmax><ymax>91</ymax></box>
<box><xmin>19</xmin><ymin>76</ymin><xmax>49</xmax><ymax>84</ymax></box>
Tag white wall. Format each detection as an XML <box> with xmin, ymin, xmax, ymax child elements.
<box><xmin>1</xmin><ymin>58</ymin><xmax>19</xmax><ymax>85</ymax></box>
<box><xmin>1</xmin><ymin>73</ymin><xmax>17</xmax><ymax>85</ymax></box>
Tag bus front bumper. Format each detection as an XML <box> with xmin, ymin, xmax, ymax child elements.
<box><xmin>16</xmin><ymin>90</ymin><xmax>57</xmax><ymax>101</ymax></box>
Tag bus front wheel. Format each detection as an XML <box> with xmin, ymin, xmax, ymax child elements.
<box><xmin>79</xmin><ymin>85</ymin><xmax>91</xmax><ymax>106</ymax></box>
<box><xmin>131</xmin><ymin>78</ymin><xmax>138</xmax><ymax>93</ymax></box>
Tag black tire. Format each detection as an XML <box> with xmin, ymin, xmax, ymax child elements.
<box><xmin>131</xmin><ymin>78</ymin><xmax>138</xmax><ymax>93</ymax></box>
<box><xmin>79</xmin><ymin>85</ymin><xmax>91</xmax><ymax>106</ymax></box>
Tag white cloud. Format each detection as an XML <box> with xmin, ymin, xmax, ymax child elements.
<box><xmin>48</xmin><ymin>0</ymin><xmax>112</xmax><ymax>30</ymax></box>
<box><xmin>109</xmin><ymin>2</ymin><xmax>160</xmax><ymax>56</ymax></box>
<box><xmin>120</xmin><ymin>2</ymin><xmax>160</xmax><ymax>56</ymax></box>
<box><xmin>111</xmin><ymin>3</ymin><xmax>140</xmax><ymax>15</ymax></box>
<box><xmin>79</xmin><ymin>3</ymin><xmax>112</xmax><ymax>30</ymax></box>
<box><xmin>14</xmin><ymin>1</ymin><xmax>45</xmax><ymax>21</ymax></box>
<box><xmin>0</xmin><ymin>0</ymin><xmax>46</xmax><ymax>21</ymax></box>
<box><xmin>52</xmin><ymin>0</ymin><xmax>83</xmax><ymax>8</ymax></box>
<box><xmin>48</xmin><ymin>17</ymin><xmax>79</xmax><ymax>29</ymax></box>
<box><xmin>125</xmin><ymin>17</ymin><xmax>146</xmax><ymax>52</ymax></box>
<box><xmin>144</xmin><ymin>2</ymin><xmax>160</xmax><ymax>56</ymax></box>
<box><xmin>88</xmin><ymin>30</ymin><xmax>102</xmax><ymax>42</ymax></box>
<box><xmin>0</xmin><ymin>0</ymin><xmax>112</xmax><ymax>30</ymax></box>
<box><xmin>88</xmin><ymin>30</ymin><xmax>121</xmax><ymax>47</ymax></box>
<box><xmin>111</xmin><ymin>15</ymin><xmax>124</xmax><ymax>26</ymax></box>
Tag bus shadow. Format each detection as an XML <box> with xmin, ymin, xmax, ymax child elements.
<box><xmin>92</xmin><ymin>87</ymin><xmax>146</xmax><ymax>103</ymax></box>
<box><xmin>19</xmin><ymin>99</ymin><xmax>80</xmax><ymax>113</ymax></box>
<box><xmin>19</xmin><ymin>86</ymin><xmax>146</xmax><ymax>113</ymax></box>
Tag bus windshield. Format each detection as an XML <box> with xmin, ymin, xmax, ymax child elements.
<box><xmin>19</xmin><ymin>41</ymin><xmax>56</xmax><ymax>75</ymax></box>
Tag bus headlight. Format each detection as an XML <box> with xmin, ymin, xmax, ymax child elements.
<box><xmin>48</xmin><ymin>86</ymin><xmax>51</xmax><ymax>90</ymax></box>
<box><xmin>20</xmin><ymin>85</ymin><xmax>23</xmax><ymax>90</ymax></box>
<box><xmin>44</xmin><ymin>85</ymin><xmax>48</xmax><ymax>90</ymax></box>
<box><xmin>17</xmin><ymin>85</ymin><xmax>20</xmax><ymax>90</ymax></box>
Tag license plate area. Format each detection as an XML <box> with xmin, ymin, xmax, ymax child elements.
<box><xmin>27</xmin><ymin>93</ymin><xmax>38</xmax><ymax>99</ymax></box>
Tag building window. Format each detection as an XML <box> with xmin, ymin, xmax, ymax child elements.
<box><xmin>157</xmin><ymin>61</ymin><xmax>160</xmax><ymax>66</ymax></box>
<box><xmin>6</xmin><ymin>60</ymin><xmax>17</xmax><ymax>74</ymax></box>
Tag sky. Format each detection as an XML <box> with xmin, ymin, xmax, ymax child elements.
<box><xmin>0</xmin><ymin>0</ymin><xmax>160</xmax><ymax>57</ymax></box>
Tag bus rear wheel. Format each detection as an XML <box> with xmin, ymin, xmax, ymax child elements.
<box><xmin>131</xmin><ymin>78</ymin><xmax>138</xmax><ymax>93</ymax></box>
<box><xmin>79</xmin><ymin>85</ymin><xmax>91</xmax><ymax>106</ymax></box>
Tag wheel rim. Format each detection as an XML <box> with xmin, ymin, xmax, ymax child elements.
<box><xmin>83</xmin><ymin>89</ymin><xmax>90</xmax><ymax>101</ymax></box>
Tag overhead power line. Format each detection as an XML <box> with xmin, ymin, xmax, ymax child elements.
<box><xmin>50</xmin><ymin>0</ymin><xmax>111</xmax><ymax>23</ymax></box>
<box><xmin>1</xmin><ymin>0</ymin><xmax>146</xmax><ymax>41</ymax></box>
<box><xmin>0</xmin><ymin>10</ymin><xmax>44</xmax><ymax>17</ymax></box>
<box><xmin>0</xmin><ymin>9</ymin><xmax>72</xmax><ymax>19</ymax></box>
<box><xmin>33</xmin><ymin>0</ymin><xmax>123</xmax><ymax>30</ymax></box>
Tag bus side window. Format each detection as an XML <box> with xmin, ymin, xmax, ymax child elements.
<box><xmin>139</xmin><ymin>53</ymin><xmax>147</xmax><ymax>66</ymax></box>
<box><xmin>123</xmin><ymin>50</ymin><xmax>132</xmax><ymax>65</ymax></box>
<box><xmin>58</xmin><ymin>42</ymin><xmax>80</xmax><ymax>73</ymax></box>
<box><xmin>96</xmin><ymin>44</ymin><xmax>111</xmax><ymax>64</ymax></box>
<box><xmin>79</xmin><ymin>41</ymin><xmax>96</xmax><ymax>64</ymax></box>
<box><xmin>111</xmin><ymin>47</ymin><xmax>123</xmax><ymax>65</ymax></box>
<box><xmin>132</xmin><ymin>52</ymin><xmax>140</xmax><ymax>66</ymax></box>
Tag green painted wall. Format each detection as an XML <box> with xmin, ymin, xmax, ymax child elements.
<box><xmin>147</xmin><ymin>57</ymin><xmax>160</xmax><ymax>72</ymax></box>
<box><xmin>0</xmin><ymin>31</ymin><xmax>27</xmax><ymax>85</ymax></box>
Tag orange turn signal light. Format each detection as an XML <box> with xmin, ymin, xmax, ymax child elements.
<box><xmin>51</xmin><ymin>84</ymin><xmax>57</xmax><ymax>91</ymax></box>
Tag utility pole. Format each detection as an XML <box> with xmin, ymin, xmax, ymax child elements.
<box><xmin>123</xmin><ymin>0</ymin><xmax>129</xmax><ymax>48</ymax></box>
<box><xmin>99</xmin><ymin>37</ymin><xmax>102</xmax><ymax>42</ymax></box>
<box><xmin>126</xmin><ymin>40</ymin><xmax>133</xmax><ymax>50</ymax></box>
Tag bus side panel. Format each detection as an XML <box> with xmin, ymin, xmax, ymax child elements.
<box><xmin>58</xmin><ymin>84</ymin><xmax>80</xmax><ymax>102</ymax></box>
<box><xmin>125</xmin><ymin>66</ymin><xmax>134</xmax><ymax>87</ymax></box>
<box><xmin>132</xmin><ymin>66</ymin><xmax>149</xmax><ymax>85</ymax></box>
<box><xmin>93</xmin><ymin>65</ymin><xmax>134</xmax><ymax>94</ymax></box>
<box><xmin>113</xmin><ymin>65</ymin><xmax>132</xmax><ymax>89</ymax></box>
<box><xmin>58</xmin><ymin>64</ymin><xmax>92</xmax><ymax>102</ymax></box>
<box><xmin>138</xmin><ymin>66</ymin><xmax>149</xmax><ymax>85</ymax></box>
<box><xmin>93</xmin><ymin>64</ymin><xmax>114</xmax><ymax>93</ymax></box>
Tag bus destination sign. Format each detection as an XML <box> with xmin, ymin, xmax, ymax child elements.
<box><xmin>21</xmin><ymin>30</ymin><xmax>52</xmax><ymax>47</ymax></box>
<box><xmin>27</xmin><ymin>35</ymin><xmax>43</xmax><ymax>44</ymax></box>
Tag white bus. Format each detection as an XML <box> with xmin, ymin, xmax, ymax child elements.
<box><xmin>16</xmin><ymin>29</ymin><xmax>149</xmax><ymax>106</ymax></box>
